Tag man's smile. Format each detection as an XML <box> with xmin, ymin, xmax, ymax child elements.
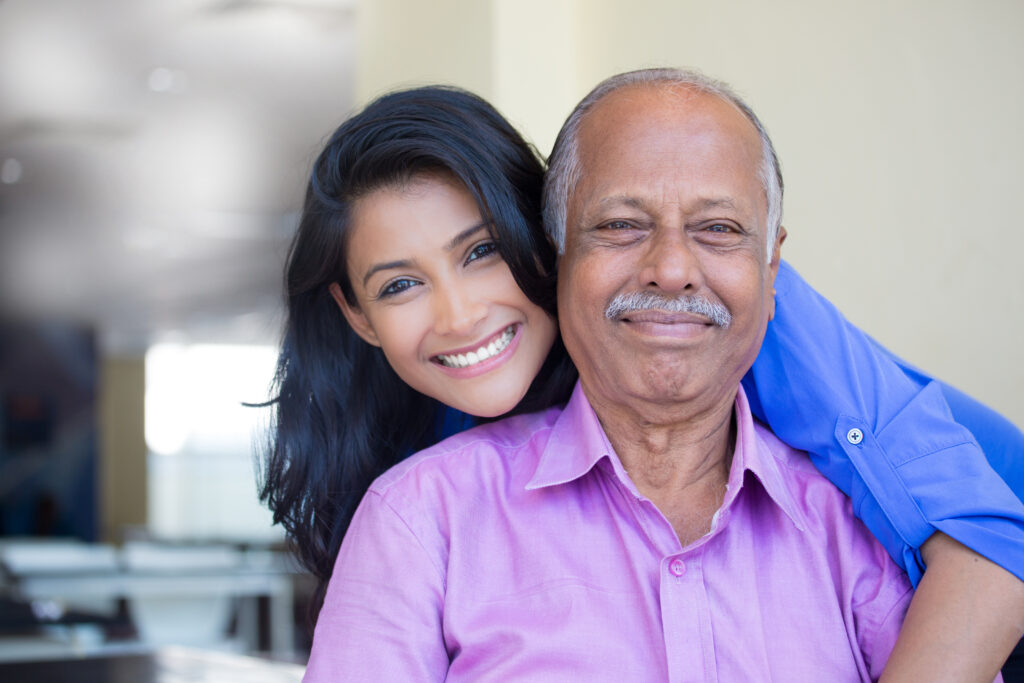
<box><xmin>616</xmin><ymin>310</ymin><xmax>714</xmax><ymax>325</ymax></box>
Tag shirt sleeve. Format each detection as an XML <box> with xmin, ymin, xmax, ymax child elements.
<box><xmin>303</xmin><ymin>490</ymin><xmax>449</xmax><ymax>682</ymax></box>
<box><xmin>742</xmin><ymin>260</ymin><xmax>1024</xmax><ymax>585</ymax></box>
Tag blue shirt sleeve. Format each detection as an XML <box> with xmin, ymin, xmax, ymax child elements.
<box><xmin>742</xmin><ymin>260</ymin><xmax>1024</xmax><ymax>585</ymax></box>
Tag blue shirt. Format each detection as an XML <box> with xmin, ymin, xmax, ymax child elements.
<box><xmin>743</xmin><ymin>260</ymin><xmax>1024</xmax><ymax>585</ymax></box>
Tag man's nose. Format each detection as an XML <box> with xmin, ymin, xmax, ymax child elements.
<box><xmin>432</xmin><ymin>282</ymin><xmax>488</xmax><ymax>337</ymax></box>
<box><xmin>638</xmin><ymin>228</ymin><xmax>704</xmax><ymax>294</ymax></box>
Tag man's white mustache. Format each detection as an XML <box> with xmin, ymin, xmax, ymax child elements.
<box><xmin>604</xmin><ymin>292</ymin><xmax>732</xmax><ymax>328</ymax></box>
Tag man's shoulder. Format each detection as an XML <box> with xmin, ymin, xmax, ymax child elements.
<box><xmin>370</xmin><ymin>405</ymin><xmax>564</xmax><ymax>496</ymax></box>
<box><xmin>751</xmin><ymin>419</ymin><xmax>822</xmax><ymax>478</ymax></box>
<box><xmin>749</xmin><ymin>416</ymin><xmax>911</xmax><ymax>584</ymax></box>
<box><xmin>749</xmin><ymin>419</ymin><xmax>863</xmax><ymax>526</ymax></box>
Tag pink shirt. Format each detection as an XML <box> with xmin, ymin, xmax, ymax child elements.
<box><xmin>305</xmin><ymin>384</ymin><xmax>913</xmax><ymax>682</ymax></box>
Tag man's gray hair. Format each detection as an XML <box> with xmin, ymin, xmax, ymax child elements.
<box><xmin>543</xmin><ymin>68</ymin><xmax>784</xmax><ymax>262</ymax></box>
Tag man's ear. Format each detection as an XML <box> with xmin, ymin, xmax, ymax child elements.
<box><xmin>767</xmin><ymin>226</ymin><xmax>787</xmax><ymax>321</ymax></box>
<box><xmin>329</xmin><ymin>282</ymin><xmax>381</xmax><ymax>347</ymax></box>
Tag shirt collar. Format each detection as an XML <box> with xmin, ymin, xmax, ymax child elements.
<box><xmin>526</xmin><ymin>382</ymin><xmax>618</xmax><ymax>491</ymax></box>
<box><xmin>526</xmin><ymin>381</ymin><xmax>807</xmax><ymax>532</ymax></box>
<box><xmin>729</xmin><ymin>387</ymin><xmax>808</xmax><ymax>532</ymax></box>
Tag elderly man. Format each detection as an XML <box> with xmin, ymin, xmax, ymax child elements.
<box><xmin>544</xmin><ymin>70</ymin><xmax>1021</xmax><ymax>681</ymax></box>
<box><xmin>542</xmin><ymin>70</ymin><xmax>908</xmax><ymax>679</ymax></box>
<box><xmin>550</xmin><ymin>72</ymin><xmax>788</xmax><ymax>553</ymax></box>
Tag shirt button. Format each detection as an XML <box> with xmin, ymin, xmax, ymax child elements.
<box><xmin>669</xmin><ymin>558</ymin><xmax>686</xmax><ymax>577</ymax></box>
<box><xmin>846</xmin><ymin>428</ymin><xmax>864</xmax><ymax>445</ymax></box>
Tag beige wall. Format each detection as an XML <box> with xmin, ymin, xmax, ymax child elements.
<box><xmin>355</xmin><ymin>0</ymin><xmax>1024</xmax><ymax>427</ymax></box>
<box><xmin>98</xmin><ymin>355</ymin><xmax>147</xmax><ymax>542</ymax></box>
<box><xmin>355</xmin><ymin>0</ymin><xmax>494</xmax><ymax>102</ymax></box>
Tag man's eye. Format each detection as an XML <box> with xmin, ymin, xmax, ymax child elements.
<box><xmin>380</xmin><ymin>278</ymin><xmax>418</xmax><ymax>297</ymax></box>
<box><xmin>706</xmin><ymin>223</ymin><xmax>732</xmax><ymax>233</ymax></box>
<box><xmin>602</xmin><ymin>221</ymin><xmax>634</xmax><ymax>230</ymax></box>
<box><xmin>466</xmin><ymin>241</ymin><xmax>498</xmax><ymax>263</ymax></box>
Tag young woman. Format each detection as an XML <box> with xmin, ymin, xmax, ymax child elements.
<box><xmin>261</xmin><ymin>85</ymin><xmax>1024</xmax><ymax>679</ymax></box>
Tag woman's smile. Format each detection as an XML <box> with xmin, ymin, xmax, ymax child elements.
<box><xmin>433</xmin><ymin>323</ymin><xmax>518</xmax><ymax>369</ymax></box>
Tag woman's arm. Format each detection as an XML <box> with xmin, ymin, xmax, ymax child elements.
<box><xmin>881</xmin><ymin>533</ymin><xmax>1023</xmax><ymax>682</ymax></box>
<box><xmin>742</xmin><ymin>260</ymin><xmax>1024</xmax><ymax>674</ymax></box>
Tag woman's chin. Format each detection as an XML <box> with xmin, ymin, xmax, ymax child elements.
<box><xmin>468</xmin><ymin>404</ymin><xmax>515</xmax><ymax>419</ymax></box>
<box><xmin>444</xmin><ymin>387</ymin><xmax>529</xmax><ymax>419</ymax></box>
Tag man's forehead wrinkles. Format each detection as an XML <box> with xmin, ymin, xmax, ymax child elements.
<box><xmin>582</xmin><ymin>192</ymin><xmax>744</xmax><ymax>216</ymax></box>
<box><xmin>594</xmin><ymin>195</ymin><xmax>650</xmax><ymax>210</ymax></box>
<box><xmin>696</xmin><ymin>197</ymin><xmax>738</xmax><ymax>210</ymax></box>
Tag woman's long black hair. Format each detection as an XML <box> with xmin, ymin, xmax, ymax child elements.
<box><xmin>258</xmin><ymin>86</ymin><xmax>576</xmax><ymax>618</ymax></box>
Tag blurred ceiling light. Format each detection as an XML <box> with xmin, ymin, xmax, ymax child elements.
<box><xmin>122</xmin><ymin>227</ymin><xmax>169</xmax><ymax>252</ymax></box>
<box><xmin>137</xmin><ymin>106</ymin><xmax>263</xmax><ymax>210</ymax></box>
<box><xmin>1</xmin><ymin>20</ymin><xmax>113</xmax><ymax>118</ymax></box>
<box><xmin>147</xmin><ymin>67</ymin><xmax>189</xmax><ymax>94</ymax></box>
<box><xmin>1</xmin><ymin>158</ymin><xmax>23</xmax><ymax>184</ymax></box>
<box><xmin>205</xmin><ymin>0</ymin><xmax>357</xmax><ymax>15</ymax></box>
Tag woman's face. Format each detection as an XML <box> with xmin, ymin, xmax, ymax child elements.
<box><xmin>332</xmin><ymin>174</ymin><xmax>558</xmax><ymax>418</ymax></box>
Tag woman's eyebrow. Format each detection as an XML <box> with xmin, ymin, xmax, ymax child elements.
<box><xmin>362</xmin><ymin>259</ymin><xmax>412</xmax><ymax>287</ymax></box>
<box><xmin>444</xmin><ymin>222</ymin><xmax>490</xmax><ymax>252</ymax></box>
<box><xmin>361</xmin><ymin>221</ymin><xmax>490</xmax><ymax>287</ymax></box>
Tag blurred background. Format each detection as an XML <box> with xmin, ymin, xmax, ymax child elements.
<box><xmin>0</xmin><ymin>0</ymin><xmax>1022</xmax><ymax>676</ymax></box>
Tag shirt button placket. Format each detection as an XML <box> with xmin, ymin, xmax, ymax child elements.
<box><xmin>661</xmin><ymin>553</ymin><xmax>707</xmax><ymax>682</ymax></box>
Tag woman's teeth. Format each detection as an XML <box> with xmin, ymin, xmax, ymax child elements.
<box><xmin>436</xmin><ymin>326</ymin><xmax>515</xmax><ymax>369</ymax></box>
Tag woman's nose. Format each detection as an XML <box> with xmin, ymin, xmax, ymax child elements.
<box><xmin>432</xmin><ymin>283</ymin><xmax>488</xmax><ymax>337</ymax></box>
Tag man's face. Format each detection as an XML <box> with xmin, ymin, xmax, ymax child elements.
<box><xmin>557</xmin><ymin>85</ymin><xmax>785</xmax><ymax>418</ymax></box>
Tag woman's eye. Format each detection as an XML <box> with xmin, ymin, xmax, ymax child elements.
<box><xmin>380</xmin><ymin>278</ymin><xmax>418</xmax><ymax>297</ymax></box>
<box><xmin>466</xmin><ymin>241</ymin><xmax>498</xmax><ymax>263</ymax></box>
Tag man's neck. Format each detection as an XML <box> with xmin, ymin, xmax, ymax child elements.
<box><xmin>584</xmin><ymin>385</ymin><xmax>737</xmax><ymax>546</ymax></box>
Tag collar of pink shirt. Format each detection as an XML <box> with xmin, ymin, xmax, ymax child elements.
<box><xmin>527</xmin><ymin>381</ymin><xmax>809</xmax><ymax>535</ymax></box>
